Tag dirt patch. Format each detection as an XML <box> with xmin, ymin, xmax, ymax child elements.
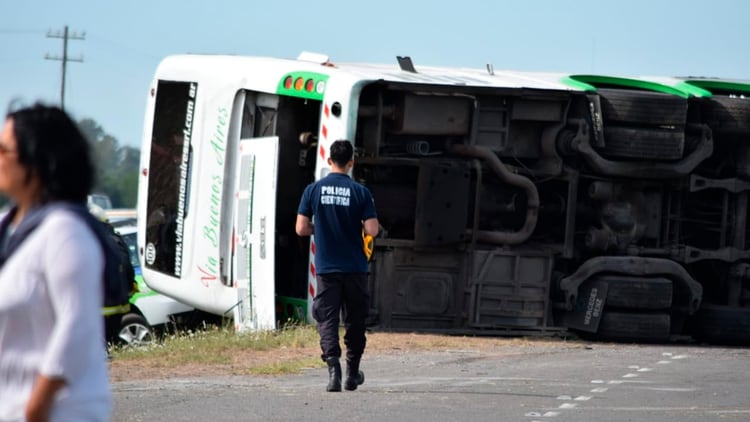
<box><xmin>109</xmin><ymin>332</ymin><xmax>583</xmax><ymax>382</ymax></box>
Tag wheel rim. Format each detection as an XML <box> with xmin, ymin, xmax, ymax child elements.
<box><xmin>119</xmin><ymin>323</ymin><xmax>153</xmax><ymax>346</ymax></box>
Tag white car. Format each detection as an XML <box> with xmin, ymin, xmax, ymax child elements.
<box><xmin>87</xmin><ymin>193</ymin><xmax>113</xmax><ymax>211</ymax></box>
<box><xmin>115</xmin><ymin>224</ymin><xmax>196</xmax><ymax>346</ymax></box>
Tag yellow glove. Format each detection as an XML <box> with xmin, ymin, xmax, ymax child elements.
<box><xmin>362</xmin><ymin>229</ymin><xmax>374</xmax><ymax>262</ymax></box>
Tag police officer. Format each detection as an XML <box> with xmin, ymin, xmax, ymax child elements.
<box><xmin>296</xmin><ymin>139</ymin><xmax>379</xmax><ymax>392</ymax></box>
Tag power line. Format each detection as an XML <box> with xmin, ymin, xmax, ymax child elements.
<box><xmin>45</xmin><ymin>25</ymin><xmax>85</xmax><ymax>111</ymax></box>
<box><xmin>0</xmin><ymin>28</ymin><xmax>44</xmax><ymax>34</ymax></box>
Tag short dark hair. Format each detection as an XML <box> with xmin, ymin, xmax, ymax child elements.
<box><xmin>329</xmin><ymin>140</ymin><xmax>353</xmax><ymax>168</ymax></box>
<box><xmin>7</xmin><ymin>103</ymin><xmax>94</xmax><ymax>203</ymax></box>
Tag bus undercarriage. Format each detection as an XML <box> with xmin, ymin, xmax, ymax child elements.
<box><xmin>335</xmin><ymin>80</ymin><xmax>750</xmax><ymax>344</ymax></box>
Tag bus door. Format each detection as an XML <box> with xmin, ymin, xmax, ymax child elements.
<box><xmin>233</xmin><ymin>136</ymin><xmax>279</xmax><ymax>331</ymax></box>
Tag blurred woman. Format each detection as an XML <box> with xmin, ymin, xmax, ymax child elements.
<box><xmin>0</xmin><ymin>103</ymin><xmax>111</xmax><ymax>421</ymax></box>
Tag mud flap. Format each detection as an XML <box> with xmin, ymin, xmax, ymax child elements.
<box><xmin>559</xmin><ymin>280</ymin><xmax>608</xmax><ymax>333</ymax></box>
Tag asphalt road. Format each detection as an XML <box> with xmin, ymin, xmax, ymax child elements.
<box><xmin>112</xmin><ymin>342</ymin><xmax>749</xmax><ymax>422</ymax></box>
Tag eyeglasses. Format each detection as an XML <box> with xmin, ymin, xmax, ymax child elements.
<box><xmin>0</xmin><ymin>143</ymin><xmax>16</xmax><ymax>155</ymax></box>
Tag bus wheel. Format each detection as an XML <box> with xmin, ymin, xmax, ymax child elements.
<box><xmin>118</xmin><ymin>313</ymin><xmax>154</xmax><ymax>346</ymax></box>
<box><xmin>689</xmin><ymin>304</ymin><xmax>750</xmax><ymax>345</ymax></box>
<box><xmin>598</xmin><ymin>88</ymin><xmax>687</xmax><ymax>126</ymax></box>
<box><xmin>701</xmin><ymin>96</ymin><xmax>750</xmax><ymax>134</ymax></box>
<box><xmin>586</xmin><ymin>311</ymin><xmax>671</xmax><ymax>342</ymax></box>
<box><xmin>600</xmin><ymin>126</ymin><xmax>685</xmax><ymax>160</ymax></box>
<box><xmin>594</xmin><ymin>275</ymin><xmax>673</xmax><ymax>310</ymax></box>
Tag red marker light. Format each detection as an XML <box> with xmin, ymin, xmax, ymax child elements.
<box><xmin>305</xmin><ymin>79</ymin><xmax>315</xmax><ymax>92</ymax></box>
<box><xmin>284</xmin><ymin>76</ymin><xmax>293</xmax><ymax>89</ymax></box>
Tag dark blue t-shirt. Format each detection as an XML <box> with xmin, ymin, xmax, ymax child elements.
<box><xmin>297</xmin><ymin>172</ymin><xmax>377</xmax><ymax>274</ymax></box>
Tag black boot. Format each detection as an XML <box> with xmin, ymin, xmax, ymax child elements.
<box><xmin>326</xmin><ymin>357</ymin><xmax>342</xmax><ymax>392</ymax></box>
<box><xmin>344</xmin><ymin>357</ymin><xmax>365</xmax><ymax>391</ymax></box>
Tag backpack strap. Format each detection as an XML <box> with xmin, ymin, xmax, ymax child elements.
<box><xmin>0</xmin><ymin>202</ymin><xmax>93</xmax><ymax>267</ymax></box>
<box><xmin>0</xmin><ymin>207</ymin><xmax>18</xmax><ymax>262</ymax></box>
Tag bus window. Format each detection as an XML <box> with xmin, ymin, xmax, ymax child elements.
<box><xmin>145</xmin><ymin>80</ymin><xmax>196</xmax><ymax>278</ymax></box>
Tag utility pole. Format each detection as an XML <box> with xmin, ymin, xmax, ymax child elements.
<box><xmin>45</xmin><ymin>25</ymin><xmax>85</xmax><ymax>111</ymax></box>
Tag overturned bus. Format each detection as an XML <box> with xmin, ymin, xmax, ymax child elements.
<box><xmin>136</xmin><ymin>52</ymin><xmax>750</xmax><ymax>344</ymax></box>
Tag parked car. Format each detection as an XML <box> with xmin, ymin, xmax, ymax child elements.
<box><xmin>114</xmin><ymin>224</ymin><xmax>197</xmax><ymax>346</ymax></box>
<box><xmin>87</xmin><ymin>193</ymin><xmax>112</xmax><ymax>210</ymax></box>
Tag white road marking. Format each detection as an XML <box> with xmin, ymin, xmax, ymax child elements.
<box><xmin>524</xmin><ymin>411</ymin><xmax>560</xmax><ymax>417</ymax></box>
<box><xmin>527</xmin><ymin>350</ymin><xmax>693</xmax><ymax>421</ymax></box>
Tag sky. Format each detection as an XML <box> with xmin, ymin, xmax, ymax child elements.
<box><xmin>2</xmin><ymin>0</ymin><xmax>749</xmax><ymax>148</ymax></box>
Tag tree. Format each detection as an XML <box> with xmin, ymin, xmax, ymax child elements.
<box><xmin>78</xmin><ymin>118</ymin><xmax>140</xmax><ymax>208</ymax></box>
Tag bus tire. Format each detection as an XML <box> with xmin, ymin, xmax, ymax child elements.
<box><xmin>592</xmin><ymin>311</ymin><xmax>671</xmax><ymax>342</ymax></box>
<box><xmin>689</xmin><ymin>304</ymin><xmax>750</xmax><ymax>345</ymax></box>
<box><xmin>701</xmin><ymin>96</ymin><xmax>750</xmax><ymax>134</ymax></box>
<box><xmin>594</xmin><ymin>275</ymin><xmax>673</xmax><ymax>309</ymax></box>
<box><xmin>601</xmin><ymin>126</ymin><xmax>685</xmax><ymax>160</ymax></box>
<box><xmin>598</xmin><ymin>88</ymin><xmax>687</xmax><ymax>126</ymax></box>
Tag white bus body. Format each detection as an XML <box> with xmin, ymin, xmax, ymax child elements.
<box><xmin>136</xmin><ymin>53</ymin><xmax>750</xmax><ymax>343</ymax></box>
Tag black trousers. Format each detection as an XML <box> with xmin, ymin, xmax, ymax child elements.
<box><xmin>312</xmin><ymin>273</ymin><xmax>370</xmax><ymax>362</ymax></box>
<box><xmin>104</xmin><ymin>314</ymin><xmax>123</xmax><ymax>346</ymax></box>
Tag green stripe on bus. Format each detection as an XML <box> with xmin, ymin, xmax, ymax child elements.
<box><xmin>567</xmin><ymin>75</ymin><xmax>695</xmax><ymax>98</ymax></box>
<box><xmin>681</xmin><ymin>79</ymin><xmax>750</xmax><ymax>96</ymax></box>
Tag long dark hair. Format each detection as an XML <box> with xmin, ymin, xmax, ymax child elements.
<box><xmin>7</xmin><ymin>103</ymin><xmax>94</xmax><ymax>203</ymax></box>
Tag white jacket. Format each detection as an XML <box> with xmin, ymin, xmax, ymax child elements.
<box><xmin>0</xmin><ymin>209</ymin><xmax>111</xmax><ymax>421</ymax></box>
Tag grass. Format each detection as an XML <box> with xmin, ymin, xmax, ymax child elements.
<box><xmin>109</xmin><ymin>322</ymin><xmax>324</xmax><ymax>375</ymax></box>
<box><xmin>249</xmin><ymin>356</ymin><xmax>324</xmax><ymax>375</ymax></box>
